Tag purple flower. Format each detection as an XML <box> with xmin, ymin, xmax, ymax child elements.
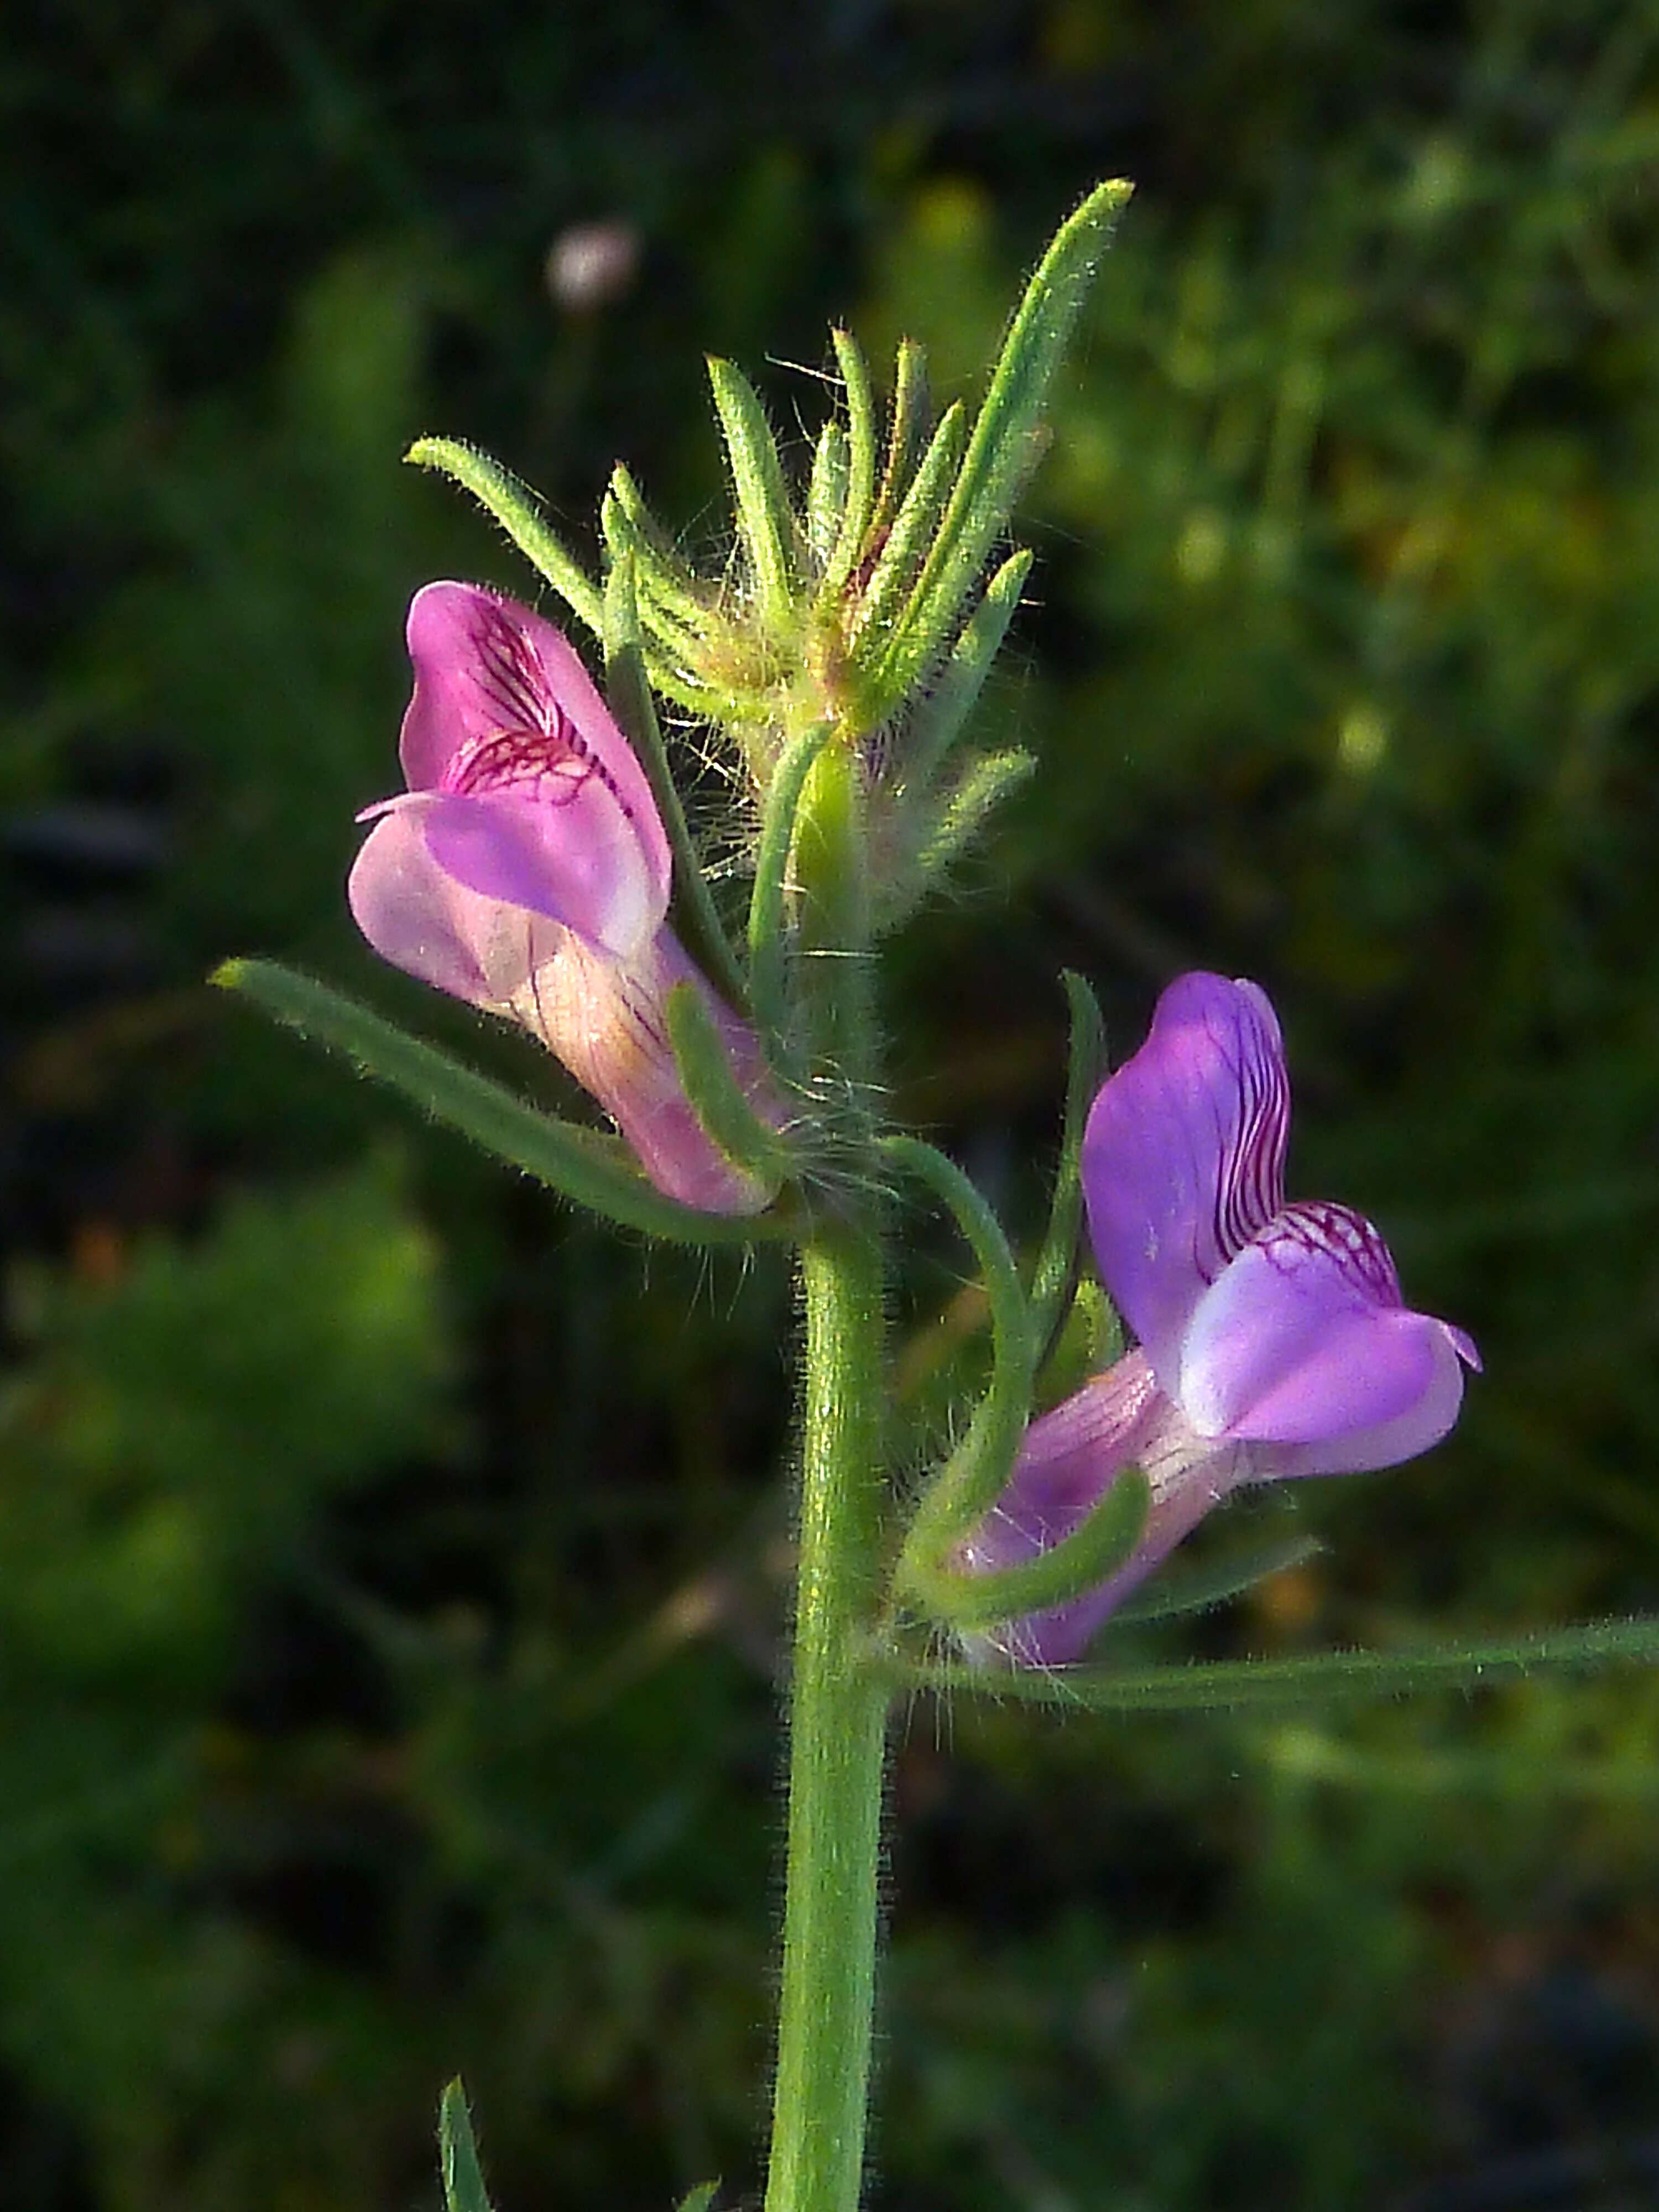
<box><xmin>349</xmin><ymin>581</ymin><xmax>780</xmax><ymax>1214</ymax></box>
<box><xmin>961</xmin><ymin>972</ymin><xmax>1479</xmax><ymax>1663</ymax></box>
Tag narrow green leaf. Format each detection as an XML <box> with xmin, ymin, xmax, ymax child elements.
<box><xmin>590</xmin><ymin>517</ymin><xmax>732</xmax><ymax>726</ymax></box>
<box><xmin>677</xmin><ymin>2188</ymin><xmax>719</xmax><ymax>2212</ymax></box>
<box><xmin>823</xmin><ymin>328</ymin><xmax>878</xmax><ymax>598</ymax></box>
<box><xmin>666</xmin><ymin>981</ymin><xmax>793</xmax><ymax>1191</ymax></box>
<box><xmin>870</xmin><ymin>336</ymin><xmax>930</xmax><ymax>534</ymax></box>
<box><xmin>707</xmin><ymin>357</ymin><xmax>800</xmax><ymax>633</ymax></box>
<box><xmin>747</xmin><ymin>722</ymin><xmax>834</xmax><ymax>1061</ymax></box>
<box><xmin>607</xmin><ymin>465</ymin><xmax>712</xmax><ymax>635</ymax></box>
<box><xmin>610</xmin><ymin>462</ymin><xmax>701</xmax><ymax>586</ymax></box>
<box><xmin>879</xmin><ymin>178</ymin><xmax>1134</xmax><ymax>695</ymax></box>
<box><xmin>909</xmin><ymin>1469</ymin><xmax>1150</xmax><ymax>1631</ymax></box>
<box><xmin>1032</xmin><ymin>1279</ymin><xmax>1121</xmax><ymax>1412</ymax></box>
<box><xmin>807</xmin><ymin>420</ymin><xmax>850</xmax><ymax>570</ymax></box>
<box><xmin>900</xmin><ymin>547</ymin><xmax>1032</xmax><ymax>796</ymax></box>
<box><xmin>1027</xmin><ymin>971</ymin><xmax>1107</xmax><ymax>1363</ymax></box>
<box><xmin>1106</xmin><ymin>1532</ymin><xmax>1325</xmax><ymax>1626</ymax></box>
<box><xmin>602</xmin><ymin>508</ymin><xmax>705</xmax><ymax>652</ymax></box>
<box><xmin>890</xmin><ymin>1617</ymin><xmax>1659</xmax><ymax>1713</ymax></box>
<box><xmin>603</xmin><ymin>552</ymin><xmax>748</xmax><ymax>1013</ymax></box>
<box><xmin>215</xmin><ymin>960</ymin><xmax>791</xmax><ymax>1246</ymax></box>
<box><xmin>600</xmin><ymin>499</ymin><xmax>714</xmax><ymax>695</ymax></box>
<box><xmin>908</xmin><ymin>748</ymin><xmax>1036</xmax><ymax>890</ymax></box>
<box><xmin>405</xmin><ymin>436</ymin><xmax>603</xmax><ymax>637</ymax></box>
<box><xmin>439</xmin><ymin>2081</ymin><xmax>494</xmax><ymax>2212</ymax></box>
<box><xmin>885</xmin><ymin>1135</ymin><xmax>1034</xmax><ymax>1568</ymax></box>
<box><xmin>632</xmin><ymin>647</ymin><xmax>732</xmax><ymax>727</ymax></box>
<box><xmin>854</xmin><ymin>401</ymin><xmax>967</xmax><ymax>664</ymax></box>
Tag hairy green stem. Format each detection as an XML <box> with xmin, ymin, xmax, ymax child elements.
<box><xmin>765</xmin><ymin>732</ymin><xmax>890</xmax><ymax>2212</ymax></box>
<box><xmin>766</xmin><ymin>1224</ymin><xmax>889</xmax><ymax>2212</ymax></box>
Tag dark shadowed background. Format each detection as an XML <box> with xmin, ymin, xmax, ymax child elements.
<box><xmin>6</xmin><ymin>3</ymin><xmax>1659</xmax><ymax>2208</ymax></box>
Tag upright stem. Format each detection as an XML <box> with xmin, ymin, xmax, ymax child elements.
<box><xmin>765</xmin><ymin>738</ymin><xmax>891</xmax><ymax>2212</ymax></box>
<box><xmin>766</xmin><ymin>1224</ymin><xmax>889</xmax><ymax>2212</ymax></box>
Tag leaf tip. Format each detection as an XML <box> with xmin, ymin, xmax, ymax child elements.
<box><xmin>1084</xmin><ymin>176</ymin><xmax>1136</xmax><ymax>217</ymax></box>
<box><xmin>439</xmin><ymin>2078</ymin><xmax>494</xmax><ymax>2212</ymax></box>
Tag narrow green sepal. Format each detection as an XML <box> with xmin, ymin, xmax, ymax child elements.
<box><xmin>911</xmin><ymin>748</ymin><xmax>1036</xmax><ymax>886</ymax></box>
<box><xmin>405</xmin><ymin>436</ymin><xmax>603</xmax><ymax>638</ymax></box>
<box><xmin>589</xmin><ymin>535</ymin><xmax>726</xmax><ymax>723</ymax></box>
<box><xmin>748</xmin><ymin>722</ymin><xmax>834</xmax><ymax>1067</ymax></box>
<box><xmin>630</xmin><ymin>651</ymin><xmax>733</xmax><ymax>727</ymax></box>
<box><xmin>807</xmin><ymin>420</ymin><xmax>851</xmax><ymax>570</ymax></box>
<box><xmin>215</xmin><ymin>961</ymin><xmax>791</xmax><ymax>1246</ymax></box>
<box><xmin>603</xmin><ymin>471</ymin><xmax>713</xmax><ymax>643</ymax></box>
<box><xmin>707</xmin><ymin>357</ymin><xmax>800</xmax><ymax>633</ymax></box>
<box><xmin>599</xmin><ymin>500</ymin><xmax>717</xmax><ymax>713</ymax></box>
<box><xmin>906</xmin><ymin>1468</ymin><xmax>1151</xmax><ymax>1632</ymax></box>
<box><xmin>439</xmin><ymin>2081</ymin><xmax>493</xmax><ymax>2212</ymax></box>
<box><xmin>825</xmin><ymin>328</ymin><xmax>878</xmax><ymax>598</ymax></box>
<box><xmin>1107</xmin><ymin>1531</ymin><xmax>1324</xmax><ymax>1627</ymax></box>
<box><xmin>885</xmin><ymin>1135</ymin><xmax>1035</xmax><ymax>1571</ymax></box>
<box><xmin>602</xmin><ymin>474</ymin><xmax>776</xmax><ymax>732</ymax></box>
<box><xmin>879</xmin><ymin>178</ymin><xmax>1134</xmax><ymax>697</ymax></box>
<box><xmin>1027</xmin><ymin>970</ymin><xmax>1107</xmax><ymax>1364</ymax></box>
<box><xmin>677</xmin><ymin>2187</ymin><xmax>719</xmax><ymax>2212</ymax></box>
<box><xmin>603</xmin><ymin>553</ymin><xmax>749</xmax><ymax>1013</ymax></box>
<box><xmin>854</xmin><ymin>401</ymin><xmax>967</xmax><ymax>667</ymax></box>
<box><xmin>1033</xmin><ymin>1279</ymin><xmax>1120</xmax><ymax>1413</ymax></box>
<box><xmin>870</xmin><ymin>336</ymin><xmax>931</xmax><ymax>536</ymax></box>
<box><xmin>900</xmin><ymin>547</ymin><xmax>1033</xmax><ymax>798</ymax></box>
<box><xmin>666</xmin><ymin>980</ymin><xmax>794</xmax><ymax>1192</ymax></box>
<box><xmin>889</xmin><ymin>1617</ymin><xmax>1659</xmax><ymax>1712</ymax></box>
<box><xmin>612</xmin><ymin>462</ymin><xmax>704</xmax><ymax>596</ymax></box>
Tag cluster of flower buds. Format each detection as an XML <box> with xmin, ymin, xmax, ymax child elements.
<box><xmin>322</xmin><ymin>177</ymin><xmax>1477</xmax><ymax>1666</ymax></box>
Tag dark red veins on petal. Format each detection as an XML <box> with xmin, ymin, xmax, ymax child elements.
<box><xmin>470</xmin><ymin>596</ymin><xmax>554</xmax><ymax>732</ymax></box>
<box><xmin>441</xmin><ymin>598</ymin><xmax>639</xmax><ymax>828</ymax></box>
<box><xmin>1208</xmin><ymin>1001</ymin><xmax>1289</xmax><ymax>1274</ymax></box>
<box><xmin>1257</xmin><ymin>1199</ymin><xmax>1402</xmax><ymax>1307</ymax></box>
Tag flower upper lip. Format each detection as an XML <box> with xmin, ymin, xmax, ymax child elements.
<box><xmin>367</xmin><ymin>580</ymin><xmax>674</xmax><ymax>962</ymax></box>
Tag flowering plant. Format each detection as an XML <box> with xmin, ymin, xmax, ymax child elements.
<box><xmin>218</xmin><ymin>181</ymin><xmax>1657</xmax><ymax>2212</ymax></box>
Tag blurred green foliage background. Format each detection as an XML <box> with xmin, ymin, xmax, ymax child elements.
<box><xmin>6</xmin><ymin>3</ymin><xmax>1659</xmax><ymax>2208</ymax></box>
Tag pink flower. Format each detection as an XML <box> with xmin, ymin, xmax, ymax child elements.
<box><xmin>348</xmin><ymin>582</ymin><xmax>779</xmax><ymax>1213</ymax></box>
<box><xmin>962</xmin><ymin>972</ymin><xmax>1479</xmax><ymax>1662</ymax></box>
